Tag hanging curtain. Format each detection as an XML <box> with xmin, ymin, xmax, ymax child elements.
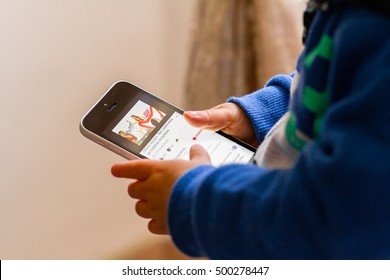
<box><xmin>120</xmin><ymin>0</ymin><xmax>306</xmax><ymax>260</ymax></box>
<box><xmin>184</xmin><ymin>0</ymin><xmax>305</xmax><ymax>109</ymax></box>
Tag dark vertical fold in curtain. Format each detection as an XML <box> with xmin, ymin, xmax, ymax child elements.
<box><xmin>184</xmin><ymin>0</ymin><xmax>304</xmax><ymax>109</ymax></box>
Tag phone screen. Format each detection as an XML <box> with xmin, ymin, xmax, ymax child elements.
<box><xmin>106</xmin><ymin>99</ymin><xmax>254</xmax><ymax>166</ymax></box>
<box><xmin>82</xmin><ymin>82</ymin><xmax>255</xmax><ymax>166</ymax></box>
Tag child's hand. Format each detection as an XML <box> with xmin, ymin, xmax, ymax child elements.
<box><xmin>184</xmin><ymin>102</ymin><xmax>258</xmax><ymax>146</ymax></box>
<box><xmin>111</xmin><ymin>144</ymin><xmax>211</xmax><ymax>235</ymax></box>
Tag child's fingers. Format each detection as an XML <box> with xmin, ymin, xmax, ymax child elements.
<box><xmin>183</xmin><ymin>110</ymin><xmax>211</xmax><ymax>127</ymax></box>
<box><xmin>148</xmin><ymin>219</ymin><xmax>168</xmax><ymax>235</ymax></box>
<box><xmin>128</xmin><ymin>180</ymin><xmax>150</xmax><ymax>200</ymax></box>
<box><xmin>184</xmin><ymin>105</ymin><xmax>232</xmax><ymax>131</ymax></box>
<box><xmin>190</xmin><ymin>144</ymin><xmax>211</xmax><ymax>163</ymax></box>
<box><xmin>111</xmin><ymin>160</ymin><xmax>155</xmax><ymax>180</ymax></box>
<box><xmin>135</xmin><ymin>200</ymin><xmax>153</xmax><ymax>219</ymax></box>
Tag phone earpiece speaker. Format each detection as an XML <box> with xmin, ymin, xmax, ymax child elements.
<box><xmin>107</xmin><ymin>102</ymin><xmax>117</xmax><ymax>112</ymax></box>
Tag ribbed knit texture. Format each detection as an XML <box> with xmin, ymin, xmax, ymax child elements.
<box><xmin>168</xmin><ymin>2</ymin><xmax>390</xmax><ymax>259</ymax></box>
<box><xmin>228</xmin><ymin>74</ymin><xmax>292</xmax><ymax>142</ymax></box>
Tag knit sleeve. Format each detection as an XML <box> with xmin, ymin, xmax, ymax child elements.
<box><xmin>167</xmin><ymin>9</ymin><xmax>390</xmax><ymax>260</ymax></box>
<box><xmin>228</xmin><ymin>74</ymin><xmax>292</xmax><ymax>142</ymax></box>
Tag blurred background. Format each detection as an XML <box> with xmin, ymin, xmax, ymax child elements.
<box><xmin>0</xmin><ymin>0</ymin><xmax>304</xmax><ymax>259</ymax></box>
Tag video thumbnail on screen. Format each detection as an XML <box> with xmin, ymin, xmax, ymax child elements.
<box><xmin>112</xmin><ymin>100</ymin><xmax>166</xmax><ymax>145</ymax></box>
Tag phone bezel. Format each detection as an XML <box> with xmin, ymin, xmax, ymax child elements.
<box><xmin>80</xmin><ymin>81</ymin><xmax>256</xmax><ymax>161</ymax></box>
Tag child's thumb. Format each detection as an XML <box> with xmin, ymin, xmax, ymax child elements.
<box><xmin>189</xmin><ymin>144</ymin><xmax>211</xmax><ymax>163</ymax></box>
<box><xmin>183</xmin><ymin>110</ymin><xmax>210</xmax><ymax>128</ymax></box>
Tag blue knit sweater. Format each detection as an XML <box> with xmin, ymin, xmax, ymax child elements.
<box><xmin>168</xmin><ymin>1</ymin><xmax>390</xmax><ymax>259</ymax></box>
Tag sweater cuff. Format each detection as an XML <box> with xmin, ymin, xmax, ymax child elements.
<box><xmin>228</xmin><ymin>74</ymin><xmax>292</xmax><ymax>142</ymax></box>
<box><xmin>168</xmin><ymin>165</ymin><xmax>215</xmax><ymax>257</ymax></box>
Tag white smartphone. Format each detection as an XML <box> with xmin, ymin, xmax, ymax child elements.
<box><xmin>80</xmin><ymin>81</ymin><xmax>255</xmax><ymax>166</ymax></box>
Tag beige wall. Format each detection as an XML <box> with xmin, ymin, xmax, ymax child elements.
<box><xmin>0</xmin><ymin>0</ymin><xmax>195</xmax><ymax>259</ymax></box>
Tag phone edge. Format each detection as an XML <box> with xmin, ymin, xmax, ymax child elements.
<box><xmin>79</xmin><ymin>81</ymin><xmax>141</xmax><ymax>161</ymax></box>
